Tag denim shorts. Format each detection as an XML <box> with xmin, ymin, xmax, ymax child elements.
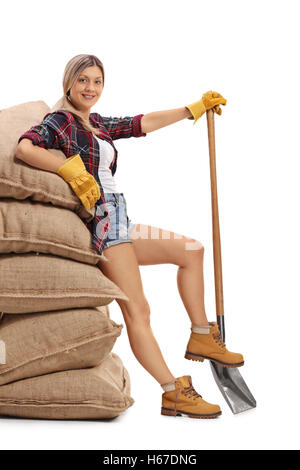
<box><xmin>101</xmin><ymin>193</ymin><xmax>136</xmax><ymax>250</ymax></box>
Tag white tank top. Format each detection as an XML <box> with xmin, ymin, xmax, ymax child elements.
<box><xmin>95</xmin><ymin>136</ymin><xmax>120</xmax><ymax>193</ymax></box>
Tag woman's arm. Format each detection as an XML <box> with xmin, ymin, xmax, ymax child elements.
<box><xmin>140</xmin><ymin>106</ymin><xmax>192</xmax><ymax>133</ymax></box>
<box><xmin>16</xmin><ymin>139</ymin><xmax>100</xmax><ymax>210</ymax></box>
<box><xmin>15</xmin><ymin>139</ymin><xmax>65</xmax><ymax>173</ymax></box>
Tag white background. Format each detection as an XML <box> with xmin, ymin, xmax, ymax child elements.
<box><xmin>1</xmin><ymin>0</ymin><xmax>300</xmax><ymax>451</ymax></box>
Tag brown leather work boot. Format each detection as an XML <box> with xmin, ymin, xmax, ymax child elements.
<box><xmin>161</xmin><ymin>375</ymin><xmax>221</xmax><ymax>419</ymax></box>
<box><xmin>185</xmin><ymin>322</ymin><xmax>244</xmax><ymax>368</ymax></box>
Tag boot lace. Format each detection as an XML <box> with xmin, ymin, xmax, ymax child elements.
<box><xmin>182</xmin><ymin>386</ymin><xmax>202</xmax><ymax>400</ymax></box>
<box><xmin>213</xmin><ymin>331</ymin><xmax>226</xmax><ymax>349</ymax></box>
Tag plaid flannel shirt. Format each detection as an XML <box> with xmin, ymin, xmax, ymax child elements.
<box><xmin>18</xmin><ymin>110</ymin><xmax>146</xmax><ymax>255</ymax></box>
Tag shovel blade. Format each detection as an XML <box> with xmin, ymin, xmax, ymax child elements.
<box><xmin>210</xmin><ymin>362</ymin><xmax>256</xmax><ymax>414</ymax></box>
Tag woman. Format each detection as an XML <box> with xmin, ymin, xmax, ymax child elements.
<box><xmin>16</xmin><ymin>54</ymin><xmax>244</xmax><ymax>420</ymax></box>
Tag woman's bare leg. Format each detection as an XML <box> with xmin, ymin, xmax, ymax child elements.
<box><xmin>130</xmin><ymin>224</ymin><xmax>209</xmax><ymax>327</ymax></box>
<box><xmin>97</xmin><ymin>242</ymin><xmax>176</xmax><ymax>385</ymax></box>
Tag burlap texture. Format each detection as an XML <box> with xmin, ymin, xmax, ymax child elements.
<box><xmin>0</xmin><ymin>352</ymin><xmax>134</xmax><ymax>419</ymax></box>
<box><xmin>0</xmin><ymin>100</ymin><xmax>94</xmax><ymax>222</ymax></box>
<box><xmin>0</xmin><ymin>253</ymin><xmax>128</xmax><ymax>314</ymax></box>
<box><xmin>96</xmin><ymin>304</ymin><xmax>110</xmax><ymax>318</ymax></box>
<box><xmin>0</xmin><ymin>306</ymin><xmax>122</xmax><ymax>385</ymax></box>
<box><xmin>0</xmin><ymin>198</ymin><xmax>105</xmax><ymax>265</ymax></box>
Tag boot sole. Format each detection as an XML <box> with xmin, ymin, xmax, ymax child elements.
<box><xmin>185</xmin><ymin>350</ymin><xmax>244</xmax><ymax>368</ymax></box>
<box><xmin>161</xmin><ymin>406</ymin><xmax>221</xmax><ymax>419</ymax></box>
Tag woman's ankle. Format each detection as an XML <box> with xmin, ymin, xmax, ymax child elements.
<box><xmin>160</xmin><ymin>376</ymin><xmax>177</xmax><ymax>392</ymax></box>
<box><xmin>191</xmin><ymin>321</ymin><xmax>210</xmax><ymax>333</ymax></box>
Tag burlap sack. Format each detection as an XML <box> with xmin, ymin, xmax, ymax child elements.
<box><xmin>0</xmin><ymin>306</ymin><xmax>122</xmax><ymax>385</ymax></box>
<box><xmin>0</xmin><ymin>253</ymin><xmax>128</xmax><ymax>314</ymax></box>
<box><xmin>0</xmin><ymin>198</ymin><xmax>104</xmax><ymax>265</ymax></box>
<box><xmin>0</xmin><ymin>352</ymin><xmax>134</xmax><ymax>419</ymax></box>
<box><xmin>97</xmin><ymin>304</ymin><xmax>110</xmax><ymax>318</ymax></box>
<box><xmin>0</xmin><ymin>100</ymin><xmax>94</xmax><ymax>222</ymax></box>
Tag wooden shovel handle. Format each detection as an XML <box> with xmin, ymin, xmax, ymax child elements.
<box><xmin>206</xmin><ymin>109</ymin><xmax>224</xmax><ymax>320</ymax></box>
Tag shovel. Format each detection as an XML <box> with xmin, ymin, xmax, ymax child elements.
<box><xmin>206</xmin><ymin>109</ymin><xmax>256</xmax><ymax>414</ymax></box>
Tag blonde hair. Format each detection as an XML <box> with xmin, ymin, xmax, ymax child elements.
<box><xmin>50</xmin><ymin>54</ymin><xmax>105</xmax><ymax>136</ymax></box>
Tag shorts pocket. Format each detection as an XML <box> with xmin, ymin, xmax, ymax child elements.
<box><xmin>106</xmin><ymin>200</ymin><xmax>118</xmax><ymax>212</ymax></box>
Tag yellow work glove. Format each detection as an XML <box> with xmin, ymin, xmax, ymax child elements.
<box><xmin>186</xmin><ymin>91</ymin><xmax>227</xmax><ymax>125</ymax></box>
<box><xmin>57</xmin><ymin>154</ymin><xmax>101</xmax><ymax>210</ymax></box>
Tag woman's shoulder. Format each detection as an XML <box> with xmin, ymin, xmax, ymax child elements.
<box><xmin>89</xmin><ymin>112</ymin><xmax>103</xmax><ymax>127</ymax></box>
<box><xmin>42</xmin><ymin>109</ymin><xmax>76</xmax><ymax>125</ymax></box>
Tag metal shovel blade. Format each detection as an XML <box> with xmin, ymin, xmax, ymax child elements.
<box><xmin>210</xmin><ymin>362</ymin><xmax>257</xmax><ymax>414</ymax></box>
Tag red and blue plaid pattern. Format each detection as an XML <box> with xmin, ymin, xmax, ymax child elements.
<box><xmin>18</xmin><ymin>110</ymin><xmax>146</xmax><ymax>254</ymax></box>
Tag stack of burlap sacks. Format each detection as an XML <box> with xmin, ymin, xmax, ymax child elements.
<box><xmin>0</xmin><ymin>101</ymin><xmax>134</xmax><ymax>420</ymax></box>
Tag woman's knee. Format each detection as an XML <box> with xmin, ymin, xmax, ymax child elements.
<box><xmin>178</xmin><ymin>238</ymin><xmax>204</xmax><ymax>268</ymax></box>
<box><xmin>117</xmin><ymin>297</ymin><xmax>151</xmax><ymax>326</ymax></box>
<box><xmin>183</xmin><ymin>237</ymin><xmax>204</xmax><ymax>253</ymax></box>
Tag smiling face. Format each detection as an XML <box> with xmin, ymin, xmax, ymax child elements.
<box><xmin>68</xmin><ymin>65</ymin><xmax>104</xmax><ymax>118</ymax></box>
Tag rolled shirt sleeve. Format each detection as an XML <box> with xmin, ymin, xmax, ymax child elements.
<box><xmin>18</xmin><ymin>111</ymin><xmax>71</xmax><ymax>149</ymax></box>
<box><xmin>100</xmin><ymin>114</ymin><xmax>146</xmax><ymax>140</ymax></box>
